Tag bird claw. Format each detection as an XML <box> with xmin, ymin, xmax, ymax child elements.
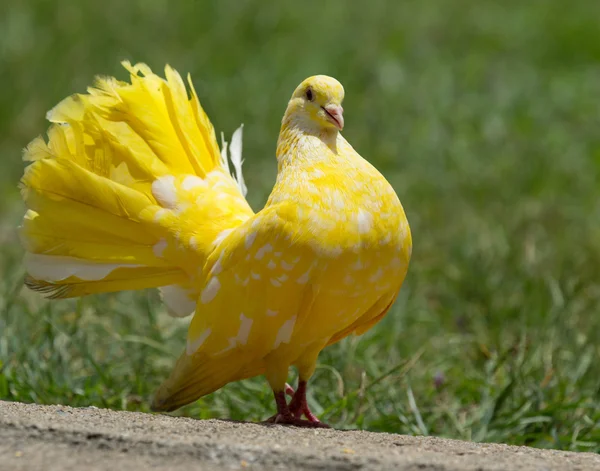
<box><xmin>289</xmin><ymin>404</ymin><xmax>323</xmax><ymax>424</ymax></box>
<box><xmin>287</xmin><ymin>381</ymin><xmax>324</xmax><ymax>424</ymax></box>
<box><xmin>264</xmin><ymin>382</ymin><xmax>330</xmax><ymax>428</ymax></box>
<box><xmin>264</xmin><ymin>413</ymin><xmax>330</xmax><ymax>428</ymax></box>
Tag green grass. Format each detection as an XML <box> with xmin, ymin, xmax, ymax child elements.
<box><xmin>2</xmin><ymin>0</ymin><xmax>600</xmax><ymax>452</ymax></box>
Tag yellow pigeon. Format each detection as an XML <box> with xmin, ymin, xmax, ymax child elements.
<box><xmin>19</xmin><ymin>62</ymin><xmax>412</xmax><ymax>427</ymax></box>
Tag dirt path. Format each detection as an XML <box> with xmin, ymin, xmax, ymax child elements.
<box><xmin>1</xmin><ymin>400</ymin><xmax>598</xmax><ymax>470</ymax></box>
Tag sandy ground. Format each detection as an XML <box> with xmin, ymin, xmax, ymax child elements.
<box><xmin>1</xmin><ymin>400</ymin><xmax>599</xmax><ymax>471</ymax></box>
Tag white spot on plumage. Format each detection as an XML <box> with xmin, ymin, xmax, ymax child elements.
<box><xmin>271</xmin><ymin>278</ymin><xmax>282</xmax><ymax>287</ymax></box>
<box><xmin>267</xmin><ymin>260</ymin><xmax>277</xmax><ymax>270</ymax></box>
<box><xmin>186</xmin><ymin>328</ymin><xmax>212</xmax><ymax>355</ymax></box>
<box><xmin>211</xmin><ymin>258</ymin><xmax>223</xmax><ymax>276</ymax></box>
<box><xmin>154</xmin><ymin>208</ymin><xmax>169</xmax><ymax>222</ymax></box>
<box><xmin>182</xmin><ymin>175</ymin><xmax>207</xmax><ymax>191</ymax></box>
<box><xmin>317</xmin><ymin>244</ymin><xmax>343</xmax><ymax>257</ymax></box>
<box><xmin>266</xmin><ymin>309</ymin><xmax>279</xmax><ymax>317</ymax></box>
<box><xmin>200</xmin><ymin>277</ymin><xmax>221</xmax><ymax>304</ymax></box>
<box><xmin>213</xmin><ymin>228</ymin><xmax>233</xmax><ymax>248</ymax></box>
<box><xmin>369</xmin><ymin>267</ymin><xmax>384</xmax><ymax>282</ymax></box>
<box><xmin>152</xmin><ymin>175</ymin><xmax>178</xmax><ymax>209</ymax></box>
<box><xmin>217</xmin><ymin>180</ymin><xmax>234</xmax><ymax>192</ymax></box>
<box><xmin>236</xmin><ymin>313</ymin><xmax>253</xmax><ymax>345</ymax></box>
<box><xmin>251</xmin><ymin>272</ymin><xmax>261</xmax><ymax>280</ymax></box>
<box><xmin>174</xmin><ymin>202</ymin><xmax>191</xmax><ymax>215</ymax></box>
<box><xmin>189</xmin><ymin>236</ymin><xmax>198</xmax><ymax>250</ymax></box>
<box><xmin>153</xmin><ymin>239</ymin><xmax>168</xmax><ymax>257</ymax></box>
<box><xmin>344</xmin><ymin>273</ymin><xmax>354</xmax><ymax>285</ymax></box>
<box><xmin>255</xmin><ymin>243</ymin><xmax>273</xmax><ymax>260</ymax></box>
<box><xmin>234</xmin><ymin>272</ymin><xmax>249</xmax><ymax>286</ymax></box>
<box><xmin>297</xmin><ymin>270</ymin><xmax>310</xmax><ymax>284</ymax></box>
<box><xmin>245</xmin><ymin>230</ymin><xmax>257</xmax><ymax>250</ymax></box>
<box><xmin>379</xmin><ymin>232</ymin><xmax>392</xmax><ymax>246</ymax></box>
<box><xmin>357</xmin><ymin>209</ymin><xmax>373</xmax><ymax>234</ymax></box>
<box><xmin>206</xmin><ymin>169</ymin><xmax>223</xmax><ymax>181</ymax></box>
<box><xmin>305</xmin><ymin>183</ymin><xmax>320</xmax><ymax>195</ymax></box>
<box><xmin>330</xmin><ymin>189</ymin><xmax>346</xmax><ymax>210</ymax></box>
<box><xmin>351</xmin><ymin>259</ymin><xmax>364</xmax><ymax>270</ymax></box>
<box><xmin>160</xmin><ymin>285</ymin><xmax>196</xmax><ymax>318</ymax></box>
<box><xmin>377</xmin><ymin>281</ymin><xmax>392</xmax><ymax>292</ymax></box>
<box><xmin>214</xmin><ymin>312</ymin><xmax>254</xmax><ymax>355</ymax></box>
<box><xmin>281</xmin><ymin>260</ymin><xmax>295</xmax><ymax>271</ymax></box>
<box><xmin>273</xmin><ymin>315</ymin><xmax>297</xmax><ymax>349</ymax></box>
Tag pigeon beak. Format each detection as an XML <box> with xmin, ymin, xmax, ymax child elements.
<box><xmin>322</xmin><ymin>104</ymin><xmax>344</xmax><ymax>130</ymax></box>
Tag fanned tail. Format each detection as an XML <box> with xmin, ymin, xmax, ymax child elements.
<box><xmin>20</xmin><ymin>61</ymin><xmax>253</xmax><ymax>313</ymax></box>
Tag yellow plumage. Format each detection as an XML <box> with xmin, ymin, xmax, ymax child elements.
<box><xmin>20</xmin><ymin>63</ymin><xmax>411</xmax><ymax>426</ymax></box>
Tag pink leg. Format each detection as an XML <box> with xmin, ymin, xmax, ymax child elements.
<box><xmin>264</xmin><ymin>387</ymin><xmax>329</xmax><ymax>428</ymax></box>
<box><xmin>288</xmin><ymin>381</ymin><xmax>329</xmax><ymax>427</ymax></box>
<box><xmin>264</xmin><ymin>390</ymin><xmax>294</xmax><ymax>424</ymax></box>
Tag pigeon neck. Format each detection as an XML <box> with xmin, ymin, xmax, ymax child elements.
<box><xmin>276</xmin><ymin>115</ymin><xmax>339</xmax><ymax>169</ymax></box>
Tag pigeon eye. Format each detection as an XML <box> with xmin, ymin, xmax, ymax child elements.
<box><xmin>305</xmin><ymin>88</ymin><xmax>314</xmax><ymax>101</ymax></box>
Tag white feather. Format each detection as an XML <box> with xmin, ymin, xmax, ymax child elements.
<box><xmin>25</xmin><ymin>253</ymin><xmax>142</xmax><ymax>282</ymax></box>
<box><xmin>219</xmin><ymin>132</ymin><xmax>231</xmax><ymax>175</ymax></box>
<box><xmin>229</xmin><ymin>124</ymin><xmax>247</xmax><ymax>197</ymax></box>
<box><xmin>219</xmin><ymin>124</ymin><xmax>247</xmax><ymax>197</ymax></box>
<box><xmin>159</xmin><ymin>284</ymin><xmax>197</xmax><ymax>318</ymax></box>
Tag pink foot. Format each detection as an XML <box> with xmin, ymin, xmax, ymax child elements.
<box><xmin>263</xmin><ymin>387</ymin><xmax>330</xmax><ymax>428</ymax></box>
<box><xmin>265</xmin><ymin>413</ymin><xmax>329</xmax><ymax>428</ymax></box>
<box><xmin>289</xmin><ymin>381</ymin><xmax>330</xmax><ymax>428</ymax></box>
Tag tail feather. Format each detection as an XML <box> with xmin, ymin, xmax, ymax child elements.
<box><xmin>81</xmin><ymin>62</ymin><xmax>220</xmax><ymax>176</ymax></box>
<box><xmin>25</xmin><ymin>263</ymin><xmax>187</xmax><ymax>299</ymax></box>
<box><xmin>151</xmin><ymin>352</ymin><xmax>265</xmax><ymax>412</ymax></box>
<box><xmin>21</xmin><ymin>158</ymin><xmax>156</xmax><ymax>221</ymax></box>
<box><xmin>20</xmin><ymin>61</ymin><xmax>252</xmax><ymax>307</ymax></box>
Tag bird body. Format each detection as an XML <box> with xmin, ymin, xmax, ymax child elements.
<box><xmin>20</xmin><ymin>63</ymin><xmax>411</xmax><ymax>425</ymax></box>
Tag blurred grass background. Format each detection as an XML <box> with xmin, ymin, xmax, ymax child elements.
<box><xmin>2</xmin><ymin>0</ymin><xmax>600</xmax><ymax>451</ymax></box>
